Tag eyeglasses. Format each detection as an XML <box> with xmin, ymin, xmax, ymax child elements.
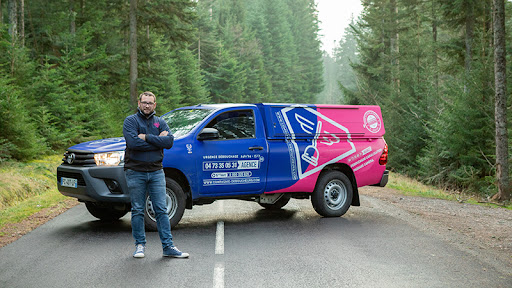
<box><xmin>140</xmin><ymin>101</ymin><xmax>155</xmax><ymax>106</ymax></box>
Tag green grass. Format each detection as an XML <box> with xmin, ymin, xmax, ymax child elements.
<box><xmin>388</xmin><ymin>172</ymin><xmax>512</xmax><ymax>210</ymax></box>
<box><xmin>0</xmin><ymin>189</ymin><xmax>69</xmax><ymax>231</ymax></box>
<box><xmin>0</xmin><ymin>155</ymin><xmax>62</xmax><ymax>208</ymax></box>
<box><xmin>388</xmin><ymin>172</ymin><xmax>457</xmax><ymax>200</ymax></box>
<box><xmin>0</xmin><ymin>155</ymin><xmax>72</xmax><ymax>230</ymax></box>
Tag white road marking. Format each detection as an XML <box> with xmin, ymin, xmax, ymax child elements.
<box><xmin>215</xmin><ymin>221</ymin><xmax>224</xmax><ymax>255</ymax></box>
<box><xmin>213</xmin><ymin>262</ymin><xmax>225</xmax><ymax>288</ymax></box>
<box><xmin>214</xmin><ymin>202</ymin><xmax>225</xmax><ymax>288</ymax></box>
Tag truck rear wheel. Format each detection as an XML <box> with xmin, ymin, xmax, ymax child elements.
<box><xmin>144</xmin><ymin>177</ymin><xmax>186</xmax><ymax>231</ymax></box>
<box><xmin>311</xmin><ymin>171</ymin><xmax>353</xmax><ymax>217</ymax></box>
<box><xmin>85</xmin><ymin>202</ymin><xmax>129</xmax><ymax>221</ymax></box>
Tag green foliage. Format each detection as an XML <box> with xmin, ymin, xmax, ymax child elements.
<box><xmin>138</xmin><ymin>33</ymin><xmax>183</xmax><ymax>113</ymax></box>
<box><xmin>197</xmin><ymin>0</ymin><xmax>322</xmax><ymax>104</ymax></box>
<box><xmin>340</xmin><ymin>0</ymin><xmax>508</xmax><ymax>197</ymax></box>
<box><xmin>419</xmin><ymin>67</ymin><xmax>495</xmax><ymax>195</ymax></box>
<box><xmin>173</xmin><ymin>48</ymin><xmax>210</xmax><ymax>106</ymax></box>
<box><xmin>0</xmin><ymin>79</ymin><xmax>41</xmax><ymax>160</ymax></box>
<box><xmin>210</xmin><ymin>48</ymin><xmax>247</xmax><ymax>103</ymax></box>
<box><xmin>0</xmin><ymin>0</ymin><xmax>324</xmax><ymax>163</ymax></box>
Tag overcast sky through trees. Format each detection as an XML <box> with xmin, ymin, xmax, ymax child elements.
<box><xmin>316</xmin><ymin>0</ymin><xmax>363</xmax><ymax>55</ymax></box>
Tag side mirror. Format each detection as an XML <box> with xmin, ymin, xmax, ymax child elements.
<box><xmin>197</xmin><ymin>128</ymin><xmax>220</xmax><ymax>141</ymax></box>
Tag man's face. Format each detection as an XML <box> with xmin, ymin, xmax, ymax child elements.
<box><xmin>138</xmin><ymin>95</ymin><xmax>156</xmax><ymax>115</ymax></box>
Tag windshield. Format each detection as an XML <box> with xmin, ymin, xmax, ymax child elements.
<box><xmin>162</xmin><ymin>108</ymin><xmax>214</xmax><ymax>138</ymax></box>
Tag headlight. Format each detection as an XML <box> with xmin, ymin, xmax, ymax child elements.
<box><xmin>94</xmin><ymin>151</ymin><xmax>125</xmax><ymax>166</ymax></box>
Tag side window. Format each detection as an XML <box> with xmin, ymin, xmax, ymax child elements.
<box><xmin>205</xmin><ymin>110</ymin><xmax>255</xmax><ymax>140</ymax></box>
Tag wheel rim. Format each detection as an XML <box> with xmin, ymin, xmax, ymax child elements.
<box><xmin>145</xmin><ymin>187</ymin><xmax>178</xmax><ymax>222</ymax></box>
<box><xmin>323</xmin><ymin>179</ymin><xmax>347</xmax><ymax>210</ymax></box>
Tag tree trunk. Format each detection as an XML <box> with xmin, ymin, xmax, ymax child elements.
<box><xmin>8</xmin><ymin>0</ymin><xmax>17</xmax><ymax>75</ymax></box>
<box><xmin>464</xmin><ymin>4</ymin><xmax>474</xmax><ymax>93</ymax></box>
<box><xmin>389</xmin><ymin>0</ymin><xmax>399</xmax><ymax>91</ymax></box>
<box><xmin>79</xmin><ymin>0</ymin><xmax>84</xmax><ymax>24</ymax></box>
<box><xmin>492</xmin><ymin>0</ymin><xmax>510</xmax><ymax>201</ymax></box>
<box><xmin>70</xmin><ymin>0</ymin><xmax>76</xmax><ymax>34</ymax></box>
<box><xmin>146</xmin><ymin>25</ymin><xmax>150</xmax><ymax>69</ymax></box>
<box><xmin>20</xmin><ymin>0</ymin><xmax>24</xmax><ymax>46</ymax></box>
<box><xmin>432</xmin><ymin>0</ymin><xmax>438</xmax><ymax>94</ymax></box>
<box><xmin>1</xmin><ymin>0</ymin><xmax>3</xmax><ymax>24</ymax></box>
<box><xmin>27</xmin><ymin>4</ymin><xmax>38</xmax><ymax>55</ymax></box>
<box><xmin>129</xmin><ymin>0</ymin><xmax>138</xmax><ymax>109</ymax></box>
<box><xmin>8</xmin><ymin>0</ymin><xmax>17</xmax><ymax>41</ymax></box>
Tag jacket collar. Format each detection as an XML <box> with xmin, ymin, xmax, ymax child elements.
<box><xmin>137</xmin><ymin>108</ymin><xmax>156</xmax><ymax>120</ymax></box>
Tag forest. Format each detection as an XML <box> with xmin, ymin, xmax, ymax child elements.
<box><xmin>0</xmin><ymin>0</ymin><xmax>511</xmax><ymax>200</ymax></box>
<box><xmin>321</xmin><ymin>0</ymin><xmax>512</xmax><ymax>201</ymax></box>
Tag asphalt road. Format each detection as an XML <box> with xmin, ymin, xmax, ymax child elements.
<box><xmin>0</xmin><ymin>196</ymin><xmax>510</xmax><ymax>288</ymax></box>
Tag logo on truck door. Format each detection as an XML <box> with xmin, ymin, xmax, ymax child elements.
<box><xmin>278</xmin><ymin>107</ymin><xmax>356</xmax><ymax>179</ymax></box>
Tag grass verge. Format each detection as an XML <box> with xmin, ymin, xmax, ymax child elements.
<box><xmin>0</xmin><ymin>155</ymin><xmax>72</xmax><ymax>231</ymax></box>
<box><xmin>0</xmin><ymin>189</ymin><xmax>71</xmax><ymax>232</ymax></box>
<box><xmin>387</xmin><ymin>172</ymin><xmax>512</xmax><ymax>210</ymax></box>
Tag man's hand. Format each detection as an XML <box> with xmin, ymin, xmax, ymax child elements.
<box><xmin>159</xmin><ymin>131</ymin><xmax>169</xmax><ymax>136</ymax></box>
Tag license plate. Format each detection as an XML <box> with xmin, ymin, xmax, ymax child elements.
<box><xmin>61</xmin><ymin>177</ymin><xmax>78</xmax><ymax>188</ymax></box>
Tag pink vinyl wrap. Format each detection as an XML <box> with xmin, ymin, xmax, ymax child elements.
<box><xmin>266</xmin><ymin>105</ymin><xmax>386</xmax><ymax>193</ymax></box>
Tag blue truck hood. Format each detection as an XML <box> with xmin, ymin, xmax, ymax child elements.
<box><xmin>68</xmin><ymin>137</ymin><xmax>126</xmax><ymax>153</ymax></box>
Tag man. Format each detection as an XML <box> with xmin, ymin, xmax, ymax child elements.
<box><xmin>123</xmin><ymin>91</ymin><xmax>189</xmax><ymax>259</ymax></box>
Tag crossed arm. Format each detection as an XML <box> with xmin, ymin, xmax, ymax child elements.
<box><xmin>123</xmin><ymin>117</ymin><xmax>174</xmax><ymax>151</ymax></box>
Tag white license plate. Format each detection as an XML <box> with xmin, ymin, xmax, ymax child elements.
<box><xmin>61</xmin><ymin>177</ymin><xmax>78</xmax><ymax>188</ymax></box>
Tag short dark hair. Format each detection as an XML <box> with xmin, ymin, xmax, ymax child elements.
<box><xmin>138</xmin><ymin>91</ymin><xmax>156</xmax><ymax>102</ymax></box>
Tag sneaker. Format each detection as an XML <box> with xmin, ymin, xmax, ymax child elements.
<box><xmin>133</xmin><ymin>244</ymin><xmax>145</xmax><ymax>258</ymax></box>
<box><xmin>163</xmin><ymin>246</ymin><xmax>189</xmax><ymax>258</ymax></box>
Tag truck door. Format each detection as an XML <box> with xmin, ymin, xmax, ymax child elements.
<box><xmin>196</xmin><ymin>108</ymin><xmax>268</xmax><ymax>196</ymax></box>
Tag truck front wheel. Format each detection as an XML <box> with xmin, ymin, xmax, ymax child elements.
<box><xmin>85</xmin><ymin>202</ymin><xmax>129</xmax><ymax>221</ymax></box>
<box><xmin>311</xmin><ymin>171</ymin><xmax>353</xmax><ymax>217</ymax></box>
<box><xmin>144</xmin><ymin>177</ymin><xmax>186</xmax><ymax>231</ymax></box>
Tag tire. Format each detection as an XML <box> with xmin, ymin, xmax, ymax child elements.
<box><xmin>259</xmin><ymin>194</ymin><xmax>291</xmax><ymax>210</ymax></box>
<box><xmin>85</xmin><ymin>202</ymin><xmax>129</xmax><ymax>221</ymax></box>
<box><xmin>311</xmin><ymin>171</ymin><xmax>353</xmax><ymax>217</ymax></box>
<box><xmin>144</xmin><ymin>177</ymin><xmax>186</xmax><ymax>231</ymax></box>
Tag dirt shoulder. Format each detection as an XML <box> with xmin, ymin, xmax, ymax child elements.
<box><xmin>360</xmin><ymin>186</ymin><xmax>512</xmax><ymax>265</ymax></box>
<box><xmin>0</xmin><ymin>199</ymin><xmax>78</xmax><ymax>248</ymax></box>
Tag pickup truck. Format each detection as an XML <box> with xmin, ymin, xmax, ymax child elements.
<box><xmin>57</xmin><ymin>103</ymin><xmax>388</xmax><ymax>230</ymax></box>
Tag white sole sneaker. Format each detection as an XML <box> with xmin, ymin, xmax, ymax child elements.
<box><xmin>133</xmin><ymin>245</ymin><xmax>145</xmax><ymax>258</ymax></box>
<box><xmin>163</xmin><ymin>252</ymin><xmax>189</xmax><ymax>258</ymax></box>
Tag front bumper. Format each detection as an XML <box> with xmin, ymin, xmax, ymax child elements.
<box><xmin>57</xmin><ymin>164</ymin><xmax>131</xmax><ymax>203</ymax></box>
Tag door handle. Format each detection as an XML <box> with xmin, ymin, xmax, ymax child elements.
<box><xmin>249</xmin><ymin>146</ymin><xmax>264</xmax><ymax>151</ymax></box>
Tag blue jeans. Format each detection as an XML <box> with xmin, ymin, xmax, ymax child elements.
<box><xmin>125</xmin><ymin>169</ymin><xmax>173</xmax><ymax>249</ymax></box>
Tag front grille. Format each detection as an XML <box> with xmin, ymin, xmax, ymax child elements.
<box><xmin>62</xmin><ymin>150</ymin><xmax>95</xmax><ymax>166</ymax></box>
<box><xmin>57</xmin><ymin>171</ymin><xmax>86</xmax><ymax>186</ymax></box>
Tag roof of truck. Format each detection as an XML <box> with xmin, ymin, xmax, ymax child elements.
<box><xmin>177</xmin><ymin>103</ymin><xmax>256</xmax><ymax>110</ymax></box>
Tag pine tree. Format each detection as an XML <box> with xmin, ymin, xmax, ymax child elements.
<box><xmin>257</xmin><ymin>0</ymin><xmax>296</xmax><ymax>102</ymax></box>
<box><xmin>0</xmin><ymin>75</ymin><xmax>40</xmax><ymax>160</ymax></box>
<box><xmin>210</xmin><ymin>47</ymin><xmax>247</xmax><ymax>103</ymax></box>
<box><xmin>285</xmin><ymin>0</ymin><xmax>323</xmax><ymax>103</ymax></box>
<box><xmin>174</xmin><ymin>48</ymin><xmax>210</xmax><ymax>106</ymax></box>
